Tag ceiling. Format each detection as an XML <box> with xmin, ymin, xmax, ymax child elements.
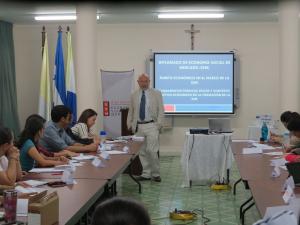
<box><xmin>0</xmin><ymin>0</ymin><xmax>281</xmax><ymax>24</ymax></box>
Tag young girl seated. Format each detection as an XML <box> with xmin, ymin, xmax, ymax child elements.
<box><xmin>0</xmin><ymin>125</ymin><xmax>23</xmax><ymax>185</ymax></box>
<box><xmin>17</xmin><ymin>116</ymin><xmax>69</xmax><ymax>172</ymax></box>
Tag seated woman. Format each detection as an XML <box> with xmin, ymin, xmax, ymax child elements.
<box><xmin>284</xmin><ymin>118</ymin><xmax>300</xmax><ymax>162</ymax></box>
<box><xmin>0</xmin><ymin>125</ymin><xmax>23</xmax><ymax>186</ymax></box>
<box><xmin>91</xmin><ymin>197</ymin><xmax>150</xmax><ymax>225</ymax></box>
<box><xmin>70</xmin><ymin>109</ymin><xmax>100</xmax><ymax>145</ymax></box>
<box><xmin>17</xmin><ymin>116</ymin><xmax>68</xmax><ymax>172</ymax></box>
<box><xmin>269</xmin><ymin>111</ymin><xmax>300</xmax><ymax>148</ymax></box>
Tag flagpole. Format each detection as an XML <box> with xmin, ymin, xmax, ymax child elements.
<box><xmin>42</xmin><ymin>26</ymin><xmax>45</xmax><ymax>55</ymax></box>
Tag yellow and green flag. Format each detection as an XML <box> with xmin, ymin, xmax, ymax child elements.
<box><xmin>38</xmin><ymin>33</ymin><xmax>51</xmax><ymax>121</ymax></box>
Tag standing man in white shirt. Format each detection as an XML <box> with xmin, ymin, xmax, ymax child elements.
<box><xmin>127</xmin><ymin>73</ymin><xmax>164</xmax><ymax>182</ymax></box>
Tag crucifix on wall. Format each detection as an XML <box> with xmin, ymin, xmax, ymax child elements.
<box><xmin>185</xmin><ymin>24</ymin><xmax>200</xmax><ymax>50</ymax></box>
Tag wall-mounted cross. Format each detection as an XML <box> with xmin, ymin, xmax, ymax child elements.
<box><xmin>185</xmin><ymin>24</ymin><xmax>200</xmax><ymax>50</ymax></box>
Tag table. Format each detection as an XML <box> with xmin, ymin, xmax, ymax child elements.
<box><xmin>181</xmin><ymin>132</ymin><xmax>233</xmax><ymax>187</ymax></box>
<box><xmin>231</xmin><ymin>141</ymin><xmax>291</xmax><ymax>224</ymax></box>
<box><xmin>47</xmin><ymin>179</ymin><xmax>107</xmax><ymax>225</ymax></box>
<box><xmin>18</xmin><ymin>140</ymin><xmax>143</xmax><ymax>224</ymax></box>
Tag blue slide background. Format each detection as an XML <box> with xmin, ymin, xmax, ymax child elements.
<box><xmin>154</xmin><ymin>53</ymin><xmax>234</xmax><ymax>113</ymax></box>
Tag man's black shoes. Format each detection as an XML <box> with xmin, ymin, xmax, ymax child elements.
<box><xmin>152</xmin><ymin>176</ymin><xmax>162</xmax><ymax>182</ymax></box>
<box><xmin>135</xmin><ymin>176</ymin><xmax>162</xmax><ymax>182</ymax></box>
<box><xmin>135</xmin><ymin>176</ymin><xmax>151</xmax><ymax>181</ymax></box>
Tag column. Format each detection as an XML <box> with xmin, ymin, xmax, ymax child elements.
<box><xmin>75</xmin><ymin>4</ymin><xmax>99</xmax><ymax>116</ymax></box>
<box><xmin>279</xmin><ymin>0</ymin><xmax>300</xmax><ymax>112</ymax></box>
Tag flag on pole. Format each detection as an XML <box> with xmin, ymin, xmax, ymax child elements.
<box><xmin>38</xmin><ymin>33</ymin><xmax>51</xmax><ymax>121</ymax></box>
<box><xmin>66</xmin><ymin>30</ymin><xmax>77</xmax><ymax>125</ymax></box>
<box><xmin>53</xmin><ymin>29</ymin><xmax>66</xmax><ymax>106</ymax></box>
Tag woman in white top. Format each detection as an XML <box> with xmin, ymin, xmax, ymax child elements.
<box><xmin>71</xmin><ymin>109</ymin><xmax>99</xmax><ymax>142</ymax></box>
<box><xmin>0</xmin><ymin>126</ymin><xmax>23</xmax><ymax>186</ymax></box>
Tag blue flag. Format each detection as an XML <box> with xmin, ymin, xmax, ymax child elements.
<box><xmin>53</xmin><ymin>31</ymin><xmax>66</xmax><ymax>106</ymax></box>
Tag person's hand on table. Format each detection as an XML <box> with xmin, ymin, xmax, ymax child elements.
<box><xmin>56</xmin><ymin>156</ymin><xmax>69</xmax><ymax>162</ymax></box>
<box><xmin>62</xmin><ymin>150</ymin><xmax>79</xmax><ymax>158</ymax></box>
<box><xmin>21</xmin><ymin>171</ymin><xmax>28</xmax><ymax>177</ymax></box>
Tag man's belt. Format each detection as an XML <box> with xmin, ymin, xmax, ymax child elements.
<box><xmin>137</xmin><ymin>120</ymin><xmax>154</xmax><ymax>124</ymax></box>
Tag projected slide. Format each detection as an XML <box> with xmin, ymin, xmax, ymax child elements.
<box><xmin>154</xmin><ymin>52</ymin><xmax>234</xmax><ymax>114</ymax></box>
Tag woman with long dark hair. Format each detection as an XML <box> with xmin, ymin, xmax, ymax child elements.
<box><xmin>17</xmin><ymin>116</ymin><xmax>68</xmax><ymax>172</ymax></box>
<box><xmin>0</xmin><ymin>125</ymin><xmax>23</xmax><ymax>185</ymax></box>
<box><xmin>71</xmin><ymin>109</ymin><xmax>100</xmax><ymax>143</ymax></box>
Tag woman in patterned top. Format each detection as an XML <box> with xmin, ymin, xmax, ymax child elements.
<box><xmin>71</xmin><ymin>109</ymin><xmax>100</xmax><ymax>143</ymax></box>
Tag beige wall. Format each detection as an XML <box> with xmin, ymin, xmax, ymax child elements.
<box><xmin>14</xmin><ymin>22</ymin><xmax>280</xmax><ymax>154</ymax></box>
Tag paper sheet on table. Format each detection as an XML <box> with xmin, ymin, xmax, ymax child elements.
<box><xmin>106</xmin><ymin>140</ymin><xmax>127</xmax><ymax>144</ymax></box>
<box><xmin>252</xmin><ymin>143</ymin><xmax>276</xmax><ymax>150</ymax></box>
<box><xmin>15</xmin><ymin>186</ymin><xmax>47</xmax><ymax>194</ymax></box>
<box><xmin>264</xmin><ymin>199</ymin><xmax>300</xmax><ymax>219</ymax></box>
<box><xmin>29</xmin><ymin>168</ymin><xmax>64</xmax><ymax>173</ymax></box>
<box><xmin>72</xmin><ymin>154</ymin><xmax>95</xmax><ymax>161</ymax></box>
<box><xmin>106</xmin><ymin>150</ymin><xmax>128</xmax><ymax>155</ymax></box>
<box><xmin>22</xmin><ymin>180</ymin><xmax>48</xmax><ymax>187</ymax></box>
<box><xmin>232</xmin><ymin>139</ymin><xmax>257</xmax><ymax>143</ymax></box>
<box><xmin>280</xmin><ymin>165</ymin><xmax>287</xmax><ymax>170</ymax></box>
<box><xmin>270</xmin><ymin>158</ymin><xmax>288</xmax><ymax>167</ymax></box>
<box><xmin>70</xmin><ymin>162</ymin><xmax>84</xmax><ymax>167</ymax></box>
<box><xmin>263</xmin><ymin>152</ymin><xmax>284</xmax><ymax>156</ymax></box>
<box><xmin>132</xmin><ymin>136</ymin><xmax>145</xmax><ymax>141</ymax></box>
<box><xmin>242</xmin><ymin>148</ymin><xmax>263</xmax><ymax>154</ymax></box>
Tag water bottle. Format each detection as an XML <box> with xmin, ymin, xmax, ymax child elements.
<box><xmin>100</xmin><ymin>130</ymin><xmax>107</xmax><ymax>143</ymax></box>
<box><xmin>261</xmin><ymin>122</ymin><xmax>268</xmax><ymax>142</ymax></box>
<box><xmin>255</xmin><ymin>115</ymin><xmax>261</xmax><ymax>126</ymax></box>
<box><xmin>99</xmin><ymin>130</ymin><xmax>107</xmax><ymax>151</ymax></box>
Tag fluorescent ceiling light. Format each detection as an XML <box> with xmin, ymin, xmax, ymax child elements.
<box><xmin>35</xmin><ymin>15</ymin><xmax>101</xmax><ymax>21</ymax></box>
<box><xmin>35</xmin><ymin>15</ymin><xmax>77</xmax><ymax>21</ymax></box>
<box><xmin>158</xmin><ymin>13</ymin><xmax>224</xmax><ymax>19</ymax></box>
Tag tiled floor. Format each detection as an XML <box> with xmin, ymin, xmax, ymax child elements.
<box><xmin>117</xmin><ymin>156</ymin><xmax>261</xmax><ymax>225</ymax></box>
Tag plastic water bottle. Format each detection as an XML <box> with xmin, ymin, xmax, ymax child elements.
<box><xmin>99</xmin><ymin>130</ymin><xmax>107</xmax><ymax>151</ymax></box>
<box><xmin>100</xmin><ymin>130</ymin><xmax>107</xmax><ymax>142</ymax></box>
<box><xmin>261</xmin><ymin>122</ymin><xmax>268</xmax><ymax>142</ymax></box>
<box><xmin>255</xmin><ymin>115</ymin><xmax>261</xmax><ymax>126</ymax></box>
